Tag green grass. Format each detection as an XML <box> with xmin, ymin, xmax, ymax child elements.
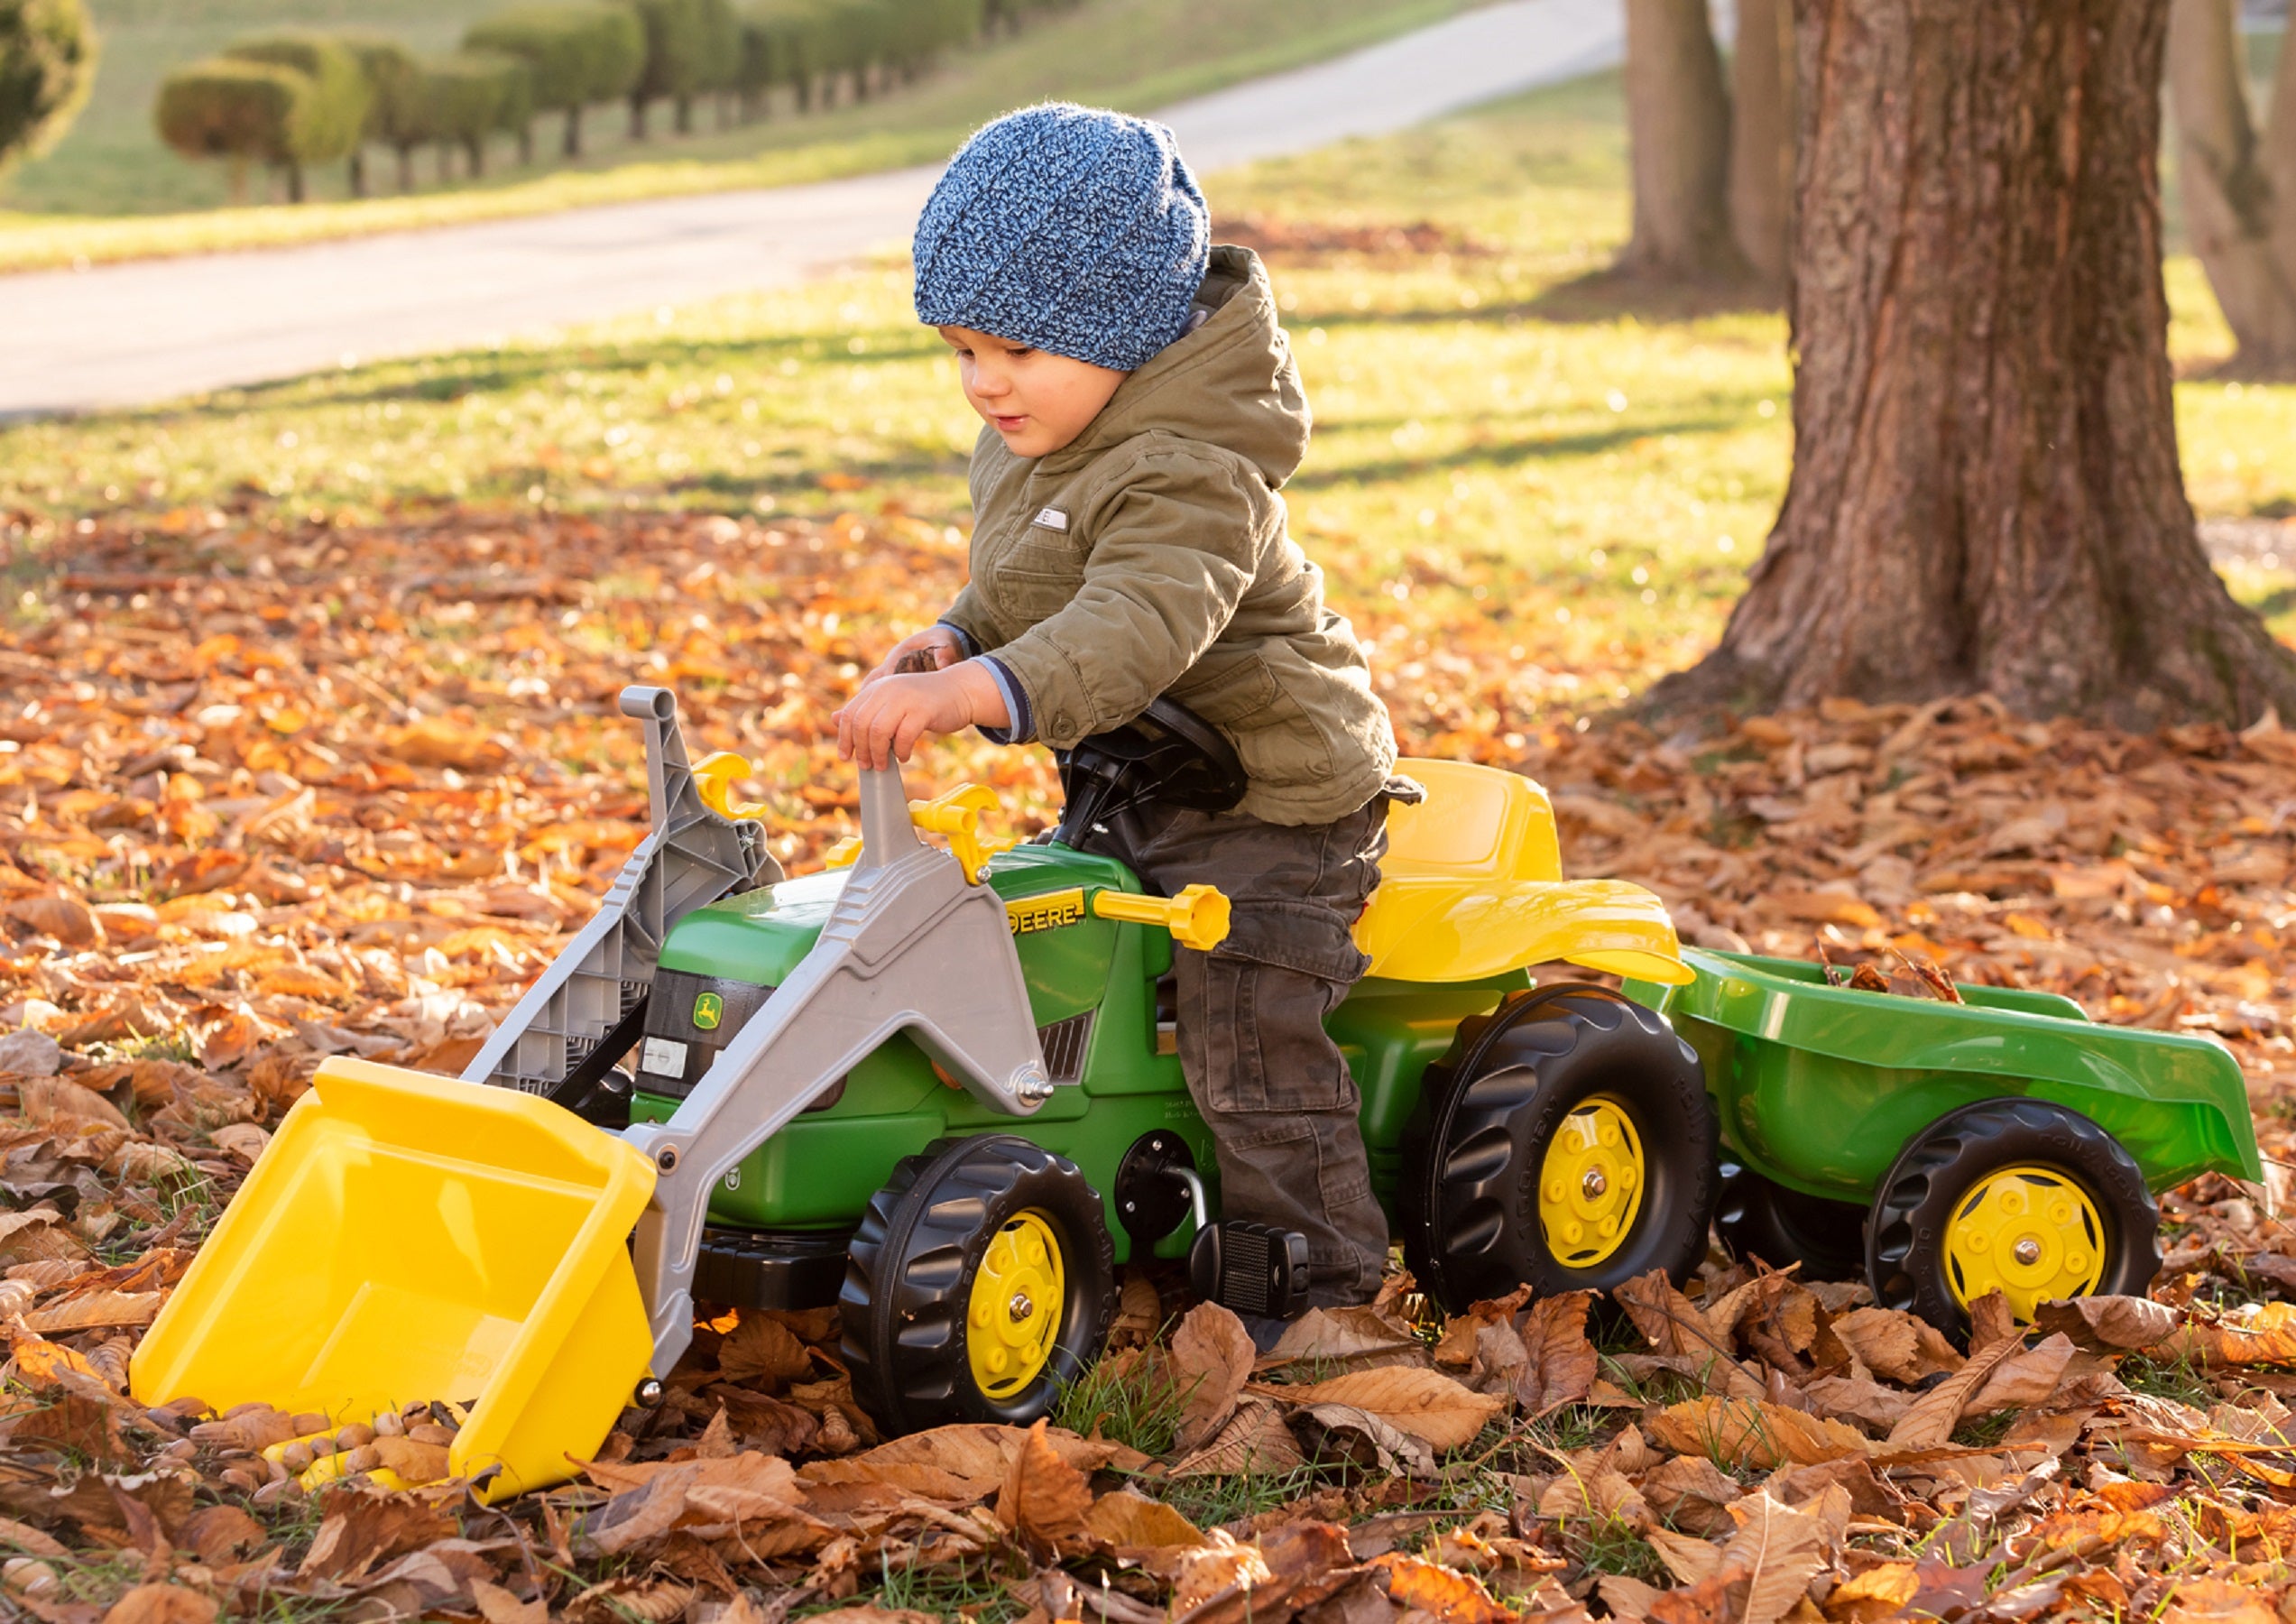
<box><xmin>5</xmin><ymin>68</ymin><xmax>2291</xmax><ymax>693</ymax></box>
<box><xmin>2120</xmin><ymin>1348</ymin><xmax>2215</xmax><ymax>1411</ymax></box>
<box><xmin>1156</xmin><ymin>1462</ymin><xmax>1328</xmax><ymax>1528</ymax></box>
<box><xmin>1052</xmin><ymin>1352</ymin><xmax>1189</xmax><ymax>1458</ymax></box>
<box><xmin>0</xmin><ymin>0</ymin><xmax>1479</xmax><ymax>267</ymax></box>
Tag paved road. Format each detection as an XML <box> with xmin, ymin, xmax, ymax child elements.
<box><xmin>0</xmin><ymin>0</ymin><xmax>1621</xmax><ymax>420</ymax></box>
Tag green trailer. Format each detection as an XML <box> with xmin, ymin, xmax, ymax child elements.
<box><xmin>1623</xmin><ymin>947</ymin><xmax>2260</xmax><ymax>1331</ymax></box>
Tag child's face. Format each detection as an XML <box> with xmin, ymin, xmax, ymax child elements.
<box><xmin>937</xmin><ymin>326</ymin><xmax>1129</xmax><ymax>457</ymax></box>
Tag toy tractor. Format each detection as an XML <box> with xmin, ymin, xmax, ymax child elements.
<box><xmin>131</xmin><ymin>687</ymin><xmax>2262</xmax><ymax>1499</ymax></box>
<box><xmin>132</xmin><ymin>687</ymin><xmax>1704</xmax><ymax>1496</ymax></box>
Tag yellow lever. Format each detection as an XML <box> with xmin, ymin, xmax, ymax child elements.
<box><xmin>1092</xmin><ymin>884</ymin><xmax>1231</xmax><ymax>953</ymax></box>
<box><xmin>693</xmin><ymin>752</ymin><xmax>768</xmax><ymax>821</ymax></box>
<box><xmin>819</xmin><ymin>784</ymin><xmax>1015</xmax><ymax>881</ymax></box>
<box><xmin>908</xmin><ymin>784</ymin><xmax>1011</xmax><ymax>883</ymax></box>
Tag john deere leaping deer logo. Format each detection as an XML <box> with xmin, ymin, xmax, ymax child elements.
<box><xmin>691</xmin><ymin>992</ymin><xmax>724</xmax><ymax>1031</ymax></box>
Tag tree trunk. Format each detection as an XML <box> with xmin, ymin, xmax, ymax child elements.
<box><xmin>564</xmin><ymin>105</ymin><xmax>584</xmax><ymax>157</ymax></box>
<box><xmin>437</xmin><ymin>143</ymin><xmax>454</xmax><ymax>183</ymax></box>
<box><xmin>1619</xmin><ymin>0</ymin><xmax>1743</xmax><ymax>279</ymax></box>
<box><xmin>674</xmin><ymin>94</ymin><xmax>693</xmax><ymax>134</ymax></box>
<box><xmin>630</xmin><ymin>95</ymin><xmax>649</xmax><ymax>139</ymax></box>
<box><xmin>395</xmin><ymin>143</ymin><xmax>414</xmax><ymax>192</ymax></box>
<box><xmin>285</xmin><ymin>161</ymin><xmax>305</xmax><ymax>205</ymax></box>
<box><xmin>2167</xmin><ymin>0</ymin><xmax>2296</xmax><ymax>372</ymax></box>
<box><xmin>2272</xmin><ymin>7</ymin><xmax>2296</xmax><ymax>304</ymax></box>
<box><xmin>1661</xmin><ymin>0</ymin><xmax>2296</xmax><ymax>727</ymax></box>
<box><xmin>465</xmin><ymin>134</ymin><xmax>486</xmax><ymax>177</ymax></box>
<box><xmin>516</xmin><ymin>124</ymin><xmax>533</xmax><ymax>166</ymax></box>
<box><xmin>1727</xmin><ymin>0</ymin><xmax>1792</xmax><ymax>284</ymax></box>
<box><xmin>348</xmin><ymin>148</ymin><xmax>367</xmax><ymax>200</ymax></box>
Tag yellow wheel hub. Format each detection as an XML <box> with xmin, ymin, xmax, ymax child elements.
<box><xmin>1538</xmin><ymin>1096</ymin><xmax>1646</xmax><ymax>1269</ymax></box>
<box><xmin>966</xmin><ymin>1209</ymin><xmax>1065</xmax><ymax>1398</ymax></box>
<box><xmin>1944</xmin><ymin>1164</ymin><xmax>2106</xmax><ymax>1320</ymax></box>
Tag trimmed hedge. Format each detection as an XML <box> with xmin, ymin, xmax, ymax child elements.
<box><xmin>619</xmin><ymin>0</ymin><xmax>710</xmax><ymax>137</ymax></box>
<box><xmin>222</xmin><ymin>32</ymin><xmax>371</xmax><ymax>178</ymax></box>
<box><xmin>404</xmin><ymin>51</ymin><xmax>533</xmax><ymax>177</ymax></box>
<box><xmin>464</xmin><ymin>3</ymin><xmax>642</xmax><ymax>155</ymax></box>
<box><xmin>335</xmin><ymin>32</ymin><xmax>420</xmax><ymax>195</ymax></box>
<box><xmin>153</xmin><ymin>58</ymin><xmax>310</xmax><ymax>200</ymax></box>
<box><xmin>2</xmin><ymin>0</ymin><xmax>98</xmax><ymax>176</ymax></box>
<box><xmin>152</xmin><ymin>0</ymin><xmax>1037</xmax><ymax>198</ymax></box>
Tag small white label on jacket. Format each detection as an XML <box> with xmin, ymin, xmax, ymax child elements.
<box><xmin>1031</xmin><ymin>507</ymin><xmax>1069</xmax><ymax>531</ymax></box>
<box><xmin>641</xmin><ymin>1036</ymin><xmax>688</xmax><ymax>1076</ymax></box>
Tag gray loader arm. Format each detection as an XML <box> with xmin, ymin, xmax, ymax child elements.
<box><xmin>623</xmin><ymin>761</ymin><xmax>1051</xmax><ymax>1375</ymax></box>
<box><xmin>462</xmin><ymin>686</ymin><xmax>780</xmax><ymax>1097</ymax></box>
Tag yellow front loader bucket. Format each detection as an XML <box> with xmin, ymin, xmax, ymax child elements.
<box><xmin>132</xmin><ymin>1057</ymin><xmax>657</xmax><ymax>1501</ymax></box>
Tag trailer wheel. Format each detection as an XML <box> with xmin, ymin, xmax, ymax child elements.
<box><xmin>1402</xmin><ymin>984</ymin><xmax>1717</xmax><ymax>1313</ymax></box>
<box><xmin>841</xmin><ymin>1134</ymin><xmax>1116</xmax><ymax>1436</ymax></box>
<box><xmin>1716</xmin><ymin>1161</ymin><xmax>1868</xmax><ymax>1282</ymax></box>
<box><xmin>1867</xmin><ymin>1098</ymin><xmax>2160</xmax><ymax>1337</ymax></box>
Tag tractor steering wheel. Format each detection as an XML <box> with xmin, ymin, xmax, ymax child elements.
<box><xmin>1052</xmin><ymin>695</ymin><xmax>1247</xmax><ymax>844</ymax></box>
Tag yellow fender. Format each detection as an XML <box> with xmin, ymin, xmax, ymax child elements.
<box><xmin>130</xmin><ymin>1058</ymin><xmax>657</xmax><ymax>1502</ymax></box>
<box><xmin>1355</xmin><ymin>873</ymin><xmax>1693</xmax><ymax>985</ymax></box>
<box><xmin>1354</xmin><ymin>757</ymin><xmax>1692</xmax><ymax>986</ymax></box>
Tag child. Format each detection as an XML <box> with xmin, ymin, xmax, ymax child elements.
<box><xmin>833</xmin><ymin>103</ymin><xmax>1404</xmax><ymax>1330</ymax></box>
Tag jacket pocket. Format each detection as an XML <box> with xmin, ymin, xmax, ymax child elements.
<box><xmin>989</xmin><ymin>538</ymin><xmax>1083</xmax><ymax>621</ymax></box>
<box><xmin>1166</xmin><ymin>648</ymin><xmax>1280</xmax><ymax>727</ymax></box>
<box><xmin>1228</xmin><ymin>684</ymin><xmax>1336</xmax><ymax>784</ymax></box>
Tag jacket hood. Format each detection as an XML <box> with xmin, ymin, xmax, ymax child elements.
<box><xmin>1045</xmin><ymin>245</ymin><xmax>1310</xmax><ymax>487</ymax></box>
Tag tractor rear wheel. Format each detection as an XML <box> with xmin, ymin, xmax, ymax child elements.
<box><xmin>1866</xmin><ymin>1098</ymin><xmax>2160</xmax><ymax>1339</ymax></box>
<box><xmin>1716</xmin><ymin>1161</ymin><xmax>1868</xmax><ymax>1282</ymax></box>
<box><xmin>841</xmin><ymin>1135</ymin><xmax>1116</xmax><ymax>1436</ymax></box>
<box><xmin>1401</xmin><ymin>984</ymin><xmax>1717</xmax><ymax>1314</ymax></box>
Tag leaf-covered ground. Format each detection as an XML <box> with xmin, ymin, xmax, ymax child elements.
<box><xmin>5</xmin><ymin>74</ymin><xmax>2296</xmax><ymax>1624</ymax></box>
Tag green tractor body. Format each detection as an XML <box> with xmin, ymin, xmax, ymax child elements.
<box><xmin>631</xmin><ymin>841</ymin><xmax>1524</xmax><ymax>1254</ymax></box>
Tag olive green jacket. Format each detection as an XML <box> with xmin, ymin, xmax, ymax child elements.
<box><xmin>941</xmin><ymin>245</ymin><xmax>1396</xmax><ymax>826</ymax></box>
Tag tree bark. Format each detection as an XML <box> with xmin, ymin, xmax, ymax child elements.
<box><xmin>2166</xmin><ymin>0</ymin><xmax>2296</xmax><ymax>372</ymax></box>
<box><xmin>1727</xmin><ymin>0</ymin><xmax>1793</xmax><ymax>283</ymax></box>
<box><xmin>347</xmin><ymin>149</ymin><xmax>366</xmax><ymax>200</ymax></box>
<box><xmin>564</xmin><ymin>106</ymin><xmax>584</xmax><ymax>157</ymax></box>
<box><xmin>1661</xmin><ymin>0</ymin><xmax>2296</xmax><ymax>728</ymax></box>
<box><xmin>1619</xmin><ymin>0</ymin><xmax>1744</xmax><ymax>280</ymax></box>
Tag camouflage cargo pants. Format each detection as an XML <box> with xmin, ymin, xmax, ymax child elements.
<box><xmin>1079</xmin><ymin>792</ymin><xmax>1394</xmax><ymax>1307</ymax></box>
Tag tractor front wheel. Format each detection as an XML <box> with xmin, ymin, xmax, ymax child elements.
<box><xmin>1866</xmin><ymin>1098</ymin><xmax>2161</xmax><ymax>1339</ymax></box>
<box><xmin>841</xmin><ymin>1135</ymin><xmax>1116</xmax><ymax>1436</ymax></box>
<box><xmin>1402</xmin><ymin>984</ymin><xmax>1717</xmax><ymax>1313</ymax></box>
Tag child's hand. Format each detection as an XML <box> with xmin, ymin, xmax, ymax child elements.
<box><xmin>860</xmin><ymin>625</ymin><xmax>964</xmax><ymax>687</ymax></box>
<box><xmin>833</xmin><ymin>661</ymin><xmax>1009</xmax><ymax>769</ymax></box>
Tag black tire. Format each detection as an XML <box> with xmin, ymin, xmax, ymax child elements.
<box><xmin>1715</xmin><ymin>1161</ymin><xmax>1868</xmax><ymax>1282</ymax></box>
<box><xmin>1866</xmin><ymin>1098</ymin><xmax>2161</xmax><ymax>1339</ymax></box>
<box><xmin>841</xmin><ymin>1134</ymin><xmax>1117</xmax><ymax>1436</ymax></box>
<box><xmin>1401</xmin><ymin>984</ymin><xmax>1717</xmax><ymax>1314</ymax></box>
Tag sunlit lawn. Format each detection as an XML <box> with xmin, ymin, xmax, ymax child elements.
<box><xmin>6</xmin><ymin>70</ymin><xmax>2291</xmax><ymax>698</ymax></box>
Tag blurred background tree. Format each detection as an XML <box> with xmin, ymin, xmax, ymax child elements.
<box><xmin>0</xmin><ymin>0</ymin><xmax>97</xmax><ymax>178</ymax></box>
<box><xmin>2167</xmin><ymin>0</ymin><xmax>2296</xmax><ymax>375</ymax></box>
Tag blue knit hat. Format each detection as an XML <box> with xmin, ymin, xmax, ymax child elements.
<box><xmin>913</xmin><ymin>103</ymin><xmax>1210</xmax><ymax>373</ymax></box>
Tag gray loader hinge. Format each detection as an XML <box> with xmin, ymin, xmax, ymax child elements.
<box><xmin>461</xmin><ymin>685</ymin><xmax>783</xmax><ymax>1102</ymax></box>
<box><xmin>623</xmin><ymin>761</ymin><xmax>1051</xmax><ymax>1376</ymax></box>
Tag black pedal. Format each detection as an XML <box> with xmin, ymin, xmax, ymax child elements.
<box><xmin>1188</xmin><ymin>1221</ymin><xmax>1311</xmax><ymax>1318</ymax></box>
